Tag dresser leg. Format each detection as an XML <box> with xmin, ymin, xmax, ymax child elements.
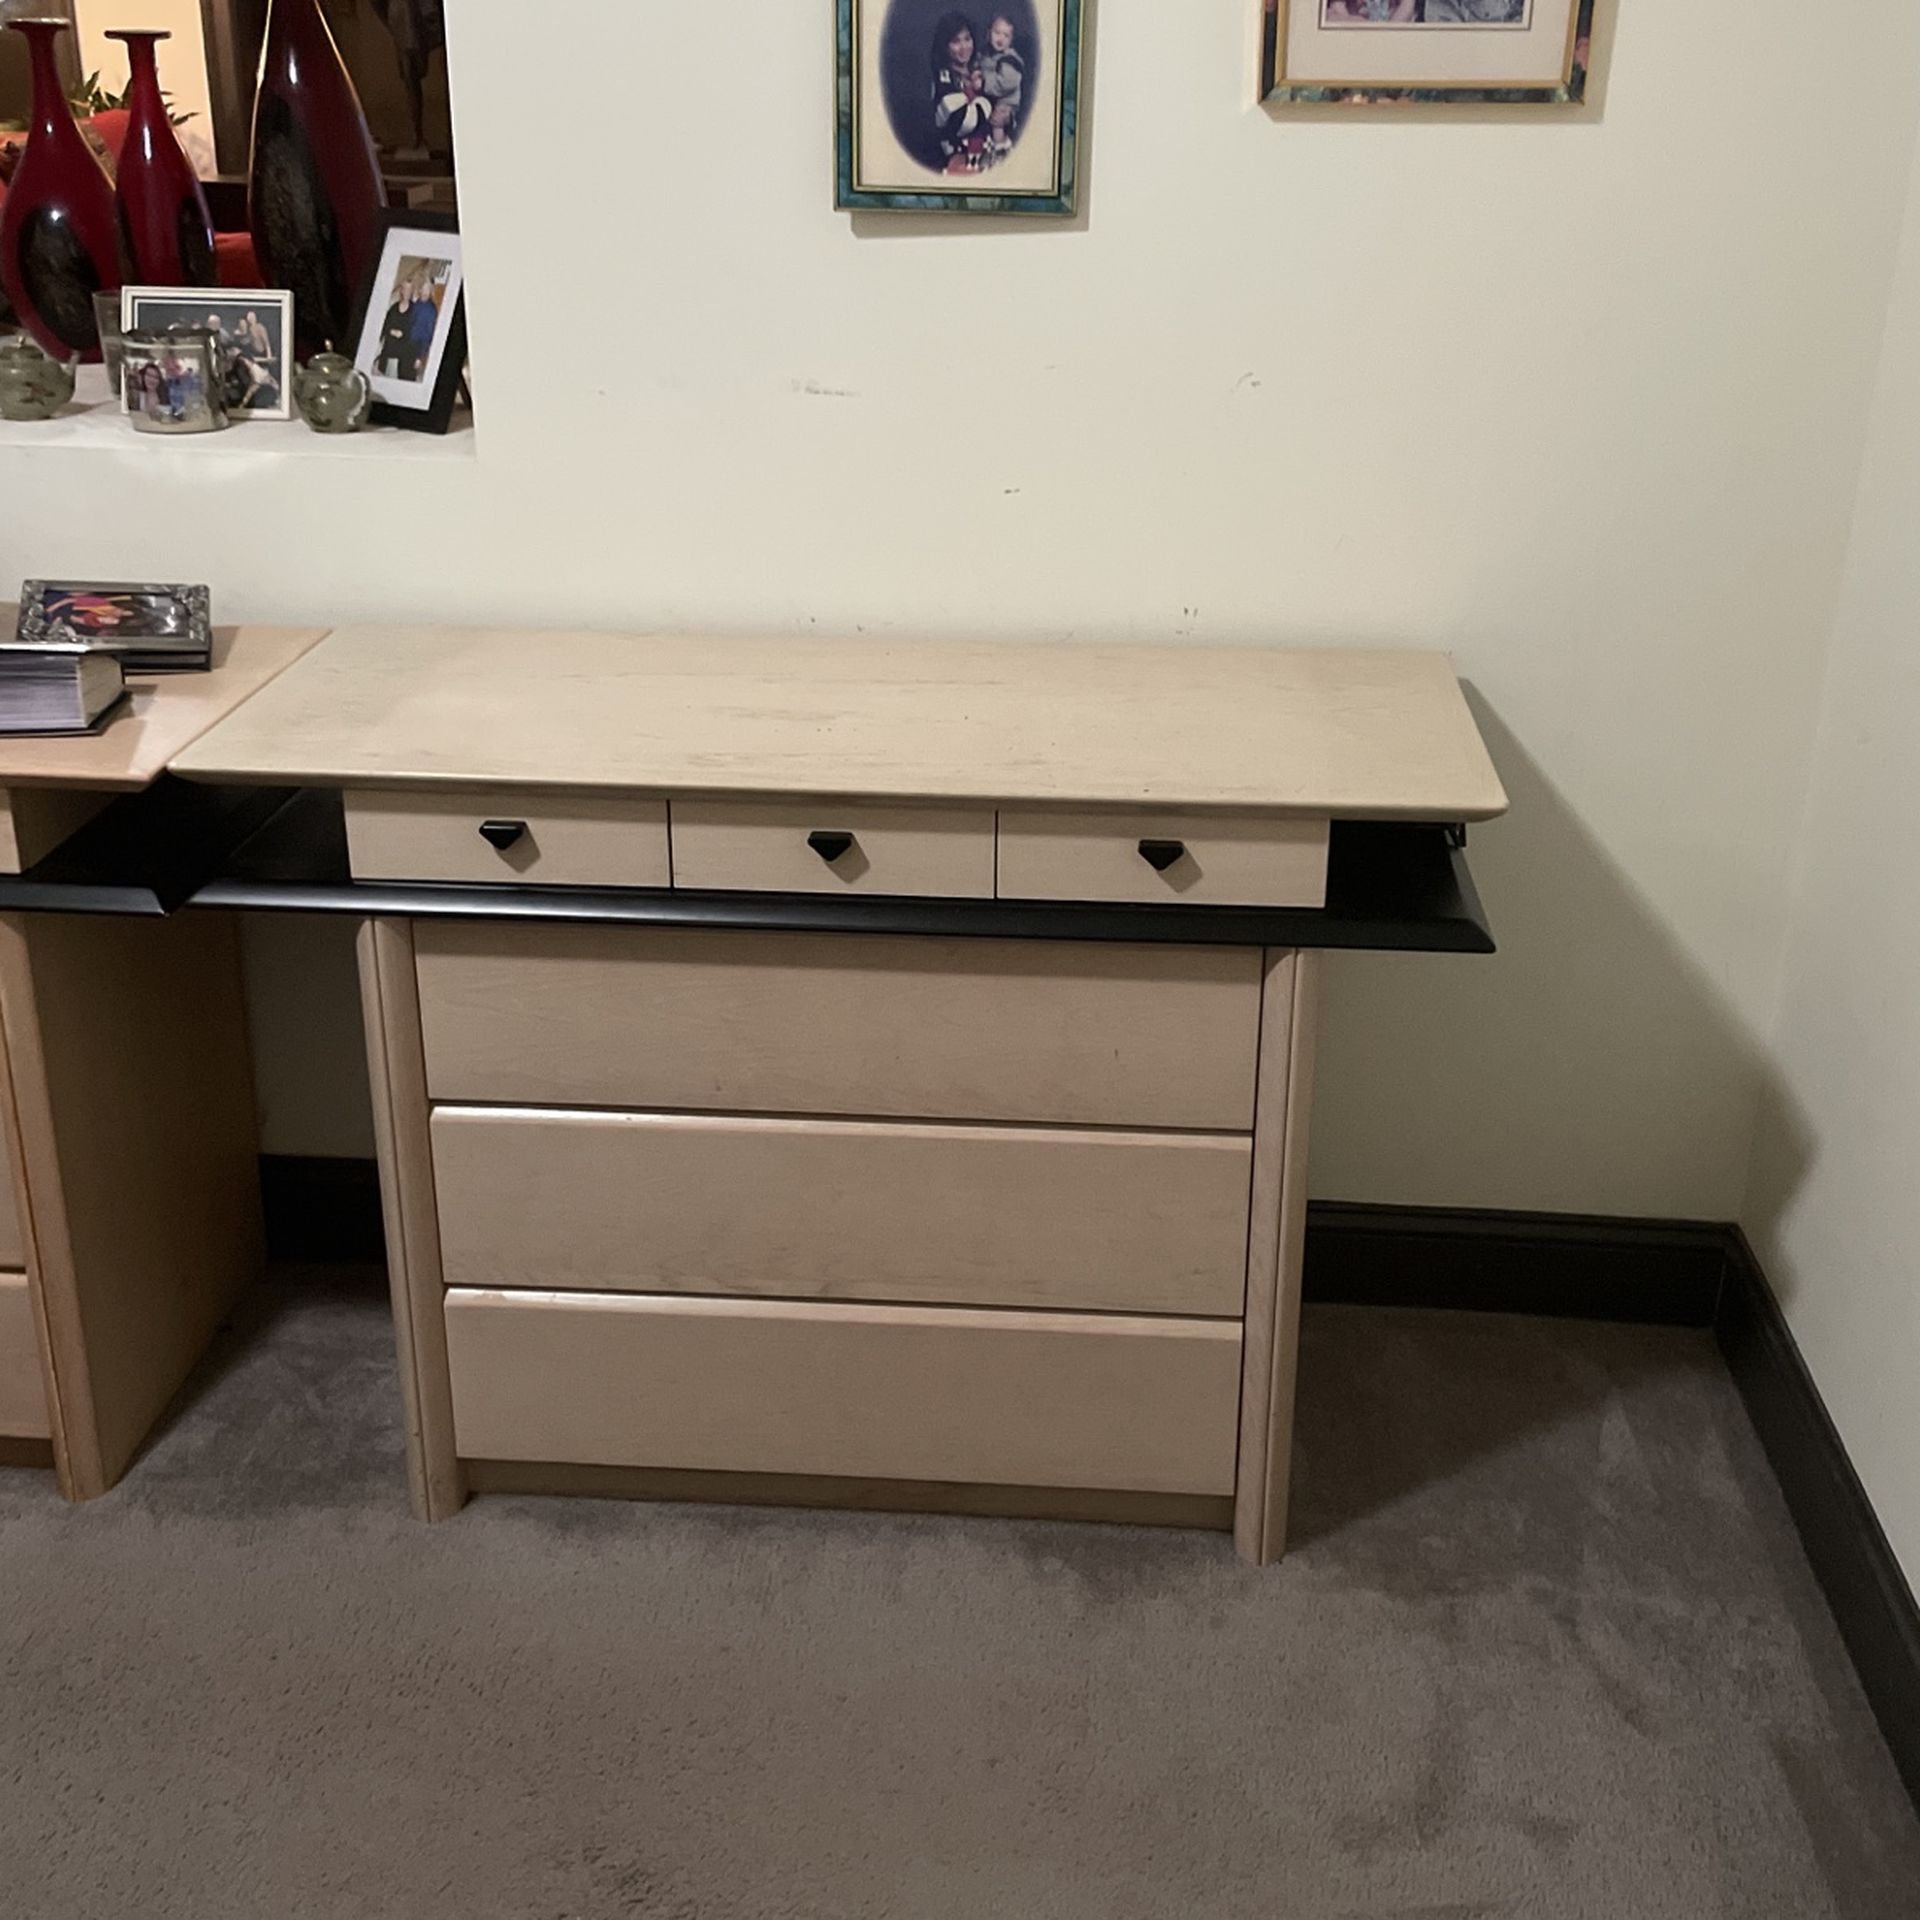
<box><xmin>358</xmin><ymin>916</ymin><xmax>467</xmax><ymax>1520</ymax></box>
<box><xmin>1234</xmin><ymin>949</ymin><xmax>1320</xmax><ymax>1566</ymax></box>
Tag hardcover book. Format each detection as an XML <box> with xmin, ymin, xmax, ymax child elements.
<box><xmin>0</xmin><ymin>643</ymin><xmax>128</xmax><ymax>735</ymax></box>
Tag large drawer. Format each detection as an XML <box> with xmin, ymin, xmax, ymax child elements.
<box><xmin>432</xmin><ymin>1106</ymin><xmax>1253</xmax><ymax>1317</ymax></box>
<box><xmin>345</xmin><ymin>787</ymin><xmax>671</xmax><ymax>889</ymax></box>
<box><xmin>445</xmin><ymin>1289</ymin><xmax>1243</xmax><ymax>1495</ymax></box>
<box><xmin>998</xmin><ymin>810</ymin><xmax>1330</xmax><ymax>909</ymax></box>
<box><xmin>0</xmin><ymin>1271</ymin><xmax>48</xmax><ymax>1441</ymax></box>
<box><xmin>414</xmin><ymin>924</ymin><xmax>1261</xmax><ymax>1130</ymax></box>
<box><xmin>671</xmin><ymin>800</ymin><xmax>993</xmax><ymax>898</ymax></box>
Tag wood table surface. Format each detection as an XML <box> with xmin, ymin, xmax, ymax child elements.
<box><xmin>172</xmin><ymin>626</ymin><xmax>1509</xmax><ymax>821</ymax></box>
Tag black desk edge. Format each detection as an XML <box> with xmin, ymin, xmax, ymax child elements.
<box><xmin>0</xmin><ymin>785</ymin><xmax>1495</xmax><ymax>954</ymax></box>
<box><xmin>206</xmin><ymin>789</ymin><xmax>1495</xmax><ymax>953</ymax></box>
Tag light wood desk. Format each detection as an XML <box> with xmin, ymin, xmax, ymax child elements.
<box><xmin>175</xmin><ymin>627</ymin><xmax>1506</xmax><ymax>1562</ymax></box>
<box><xmin>0</xmin><ymin>621</ymin><xmax>325</xmax><ymax>1494</ymax></box>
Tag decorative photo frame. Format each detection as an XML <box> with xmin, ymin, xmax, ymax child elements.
<box><xmin>345</xmin><ymin>209</ymin><xmax>468</xmax><ymax>434</ymax></box>
<box><xmin>837</xmin><ymin>0</ymin><xmax>1085</xmax><ymax>216</ymax></box>
<box><xmin>16</xmin><ymin>581</ymin><xmax>213</xmax><ymax>672</ymax></box>
<box><xmin>1261</xmin><ymin>0</ymin><xmax>1595</xmax><ymax>106</ymax></box>
<box><xmin>120</xmin><ymin>287</ymin><xmax>295</xmax><ymax>420</ymax></box>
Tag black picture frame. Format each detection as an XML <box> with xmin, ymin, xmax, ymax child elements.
<box><xmin>344</xmin><ymin>208</ymin><xmax>469</xmax><ymax>435</ymax></box>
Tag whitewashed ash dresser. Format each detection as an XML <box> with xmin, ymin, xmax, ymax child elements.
<box><xmin>176</xmin><ymin>628</ymin><xmax>1507</xmax><ymax>1563</ymax></box>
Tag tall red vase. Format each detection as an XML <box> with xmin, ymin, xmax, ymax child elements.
<box><xmin>249</xmin><ymin>0</ymin><xmax>385</xmax><ymax>353</ymax></box>
<box><xmin>108</xmin><ymin>29</ymin><xmax>214</xmax><ymax>288</ymax></box>
<box><xmin>0</xmin><ymin>19</ymin><xmax>122</xmax><ymax>361</ymax></box>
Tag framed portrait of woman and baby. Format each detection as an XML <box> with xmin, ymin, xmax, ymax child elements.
<box><xmin>836</xmin><ymin>0</ymin><xmax>1084</xmax><ymax>215</ymax></box>
<box><xmin>1263</xmin><ymin>0</ymin><xmax>1596</xmax><ymax>106</ymax></box>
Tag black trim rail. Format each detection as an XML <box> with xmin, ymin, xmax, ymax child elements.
<box><xmin>0</xmin><ymin>785</ymin><xmax>1496</xmax><ymax>956</ymax></box>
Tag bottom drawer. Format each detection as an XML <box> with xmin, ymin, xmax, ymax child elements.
<box><xmin>445</xmin><ymin>1289</ymin><xmax>1241</xmax><ymax>1496</ymax></box>
<box><xmin>0</xmin><ymin>1271</ymin><xmax>48</xmax><ymax>1440</ymax></box>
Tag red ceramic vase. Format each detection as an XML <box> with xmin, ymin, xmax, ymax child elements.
<box><xmin>0</xmin><ymin>19</ymin><xmax>122</xmax><ymax>361</ymax></box>
<box><xmin>108</xmin><ymin>29</ymin><xmax>215</xmax><ymax>288</ymax></box>
<box><xmin>248</xmin><ymin>0</ymin><xmax>385</xmax><ymax>353</ymax></box>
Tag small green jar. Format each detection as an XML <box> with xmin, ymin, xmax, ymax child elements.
<box><xmin>0</xmin><ymin>335</ymin><xmax>77</xmax><ymax>421</ymax></box>
<box><xmin>292</xmin><ymin>351</ymin><xmax>373</xmax><ymax>434</ymax></box>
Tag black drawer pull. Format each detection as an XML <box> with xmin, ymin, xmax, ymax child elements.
<box><xmin>478</xmin><ymin>819</ymin><xmax>529</xmax><ymax>852</ymax></box>
<box><xmin>808</xmin><ymin>830</ymin><xmax>856</xmax><ymax>865</ymax></box>
<box><xmin>1138</xmin><ymin>838</ymin><xmax>1186</xmax><ymax>873</ymax></box>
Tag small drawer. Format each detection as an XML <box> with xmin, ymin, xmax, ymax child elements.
<box><xmin>445</xmin><ymin>1288</ymin><xmax>1243</xmax><ymax>1495</ymax></box>
<box><xmin>0</xmin><ymin>1271</ymin><xmax>48</xmax><ymax>1441</ymax></box>
<box><xmin>414</xmin><ymin>923</ymin><xmax>1262</xmax><ymax>1130</ymax></box>
<box><xmin>998</xmin><ymin>810</ymin><xmax>1330</xmax><ymax>909</ymax></box>
<box><xmin>670</xmin><ymin>800</ymin><xmax>994</xmax><ymax>899</ymax></box>
<box><xmin>432</xmin><ymin>1105</ymin><xmax>1253</xmax><ymax>1317</ymax></box>
<box><xmin>344</xmin><ymin>788</ymin><xmax>670</xmax><ymax>889</ymax></box>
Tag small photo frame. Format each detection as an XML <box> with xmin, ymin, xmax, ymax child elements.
<box><xmin>1262</xmin><ymin>0</ymin><xmax>1594</xmax><ymax>105</ymax></box>
<box><xmin>837</xmin><ymin>0</ymin><xmax>1085</xmax><ymax>216</ymax></box>
<box><xmin>17</xmin><ymin>581</ymin><xmax>213</xmax><ymax>672</ymax></box>
<box><xmin>346</xmin><ymin>210</ymin><xmax>468</xmax><ymax>434</ymax></box>
<box><xmin>120</xmin><ymin>288</ymin><xmax>294</xmax><ymax>419</ymax></box>
<box><xmin>120</xmin><ymin>333</ymin><xmax>227</xmax><ymax>435</ymax></box>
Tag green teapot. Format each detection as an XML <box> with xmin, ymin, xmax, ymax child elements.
<box><xmin>293</xmin><ymin>351</ymin><xmax>373</xmax><ymax>434</ymax></box>
<box><xmin>0</xmin><ymin>335</ymin><xmax>76</xmax><ymax>421</ymax></box>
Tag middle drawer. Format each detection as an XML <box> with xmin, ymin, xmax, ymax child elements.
<box><xmin>432</xmin><ymin>1105</ymin><xmax>1252</xmax><ymax>1317</ymax></box>
<box><xmin>671</xmin><ymin>800</ymin><xmax>994</xmax><ymax>898</ymax></box>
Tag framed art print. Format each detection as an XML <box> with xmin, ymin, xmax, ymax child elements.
<box><xmin>837</xmin><ymin>0</ymin><xmax>1084</xmax><ymax>216</ymax></box>
<box><xmin>1262</xmin><ymin>0</ymin><xmax>1595</xmax><ymax>106</ymax></box>
<box><xmin>345</xmin><ymin>209</ymin><xmax>468</xmax><ymax>434</ymax></box>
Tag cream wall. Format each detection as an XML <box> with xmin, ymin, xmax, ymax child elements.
<box><xmin>4</xmin><ymin>2</ymin><xmax>1920</xmax><ymax>1209</ymax></box>
<box><xmin>72</xmin><ymin>0</ymin><xmax>216</xmax><ymax>172</ymax></box>
<box><xmin>1743</xmin><ymin>119</ymin><xmax>1920</xmax><ymax>1586</ymax></box>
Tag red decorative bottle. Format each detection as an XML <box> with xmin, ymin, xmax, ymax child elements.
<box><xmin>107</xmin><ymin>29</ymin><xmax>214</xmax><ymax>288</ymax></box>
<box><xmin>249</xmin><ymin>0</ymin><xmax>385</xmax><ymax>354</ymax></box>
<box><xmin>0</xmin><ymin>19</ymin><xmax>122</xmax><ymax>361</ymax></box>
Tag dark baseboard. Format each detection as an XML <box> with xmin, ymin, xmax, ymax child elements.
<box><xmin>253</xmin><ymin>1157</ymin><xmax>1919</xmax><ymax>1811</ymax></box>
<box><xmin>1304</xmin><ymin>1200</ymin><xmax>1726</xmax><ymax>1325</ymax></box>
<box><xmin>259</xmin><ymin>1154</ymin><xmax>386</xmax><ymax>1265</ymax></box>
<box><xmin>1715</xmin><ymin>1232</ymin><xmax>1920</xmax><ymax>1810</ymax></box>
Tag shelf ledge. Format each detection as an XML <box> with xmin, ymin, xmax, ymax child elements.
<box><xmin>0</xmin><ymin>364</ymin><xmax>475</xmax><ymax>461</ymax></box>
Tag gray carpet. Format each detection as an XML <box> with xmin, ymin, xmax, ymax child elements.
<box><xmin>2</xmin><ymin>1274</ymin><xmax>1916</xmax><ymax>1920</ymax></box>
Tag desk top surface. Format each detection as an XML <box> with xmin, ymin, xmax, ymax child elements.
<box><xmin>174</xmin><ymin>626</ymin><xmax>1509</xmax><ymax>820</ymax></box>
<box><xmin>0</xmin><ymin>620</ymin><xmax>328</xmax><ymax>791</ymax></box>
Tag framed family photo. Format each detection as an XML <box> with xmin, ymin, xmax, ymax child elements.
<box><xmin>1262</xmin><ymin>0</ymin><xmax>1595</xmax><ymax>106</ymax></box>
<box><xmin>17</xmin><ymin>581</ymin><xmax>212</xmax><ymax>671</ymax></box>
<box><xmin>837</xmin><ymin>0</ymin><xmax>1085</xmax><ymax>216</ymax></box>
<box><xmin>346</xmin><ymin>210</ymin><xmax>468</xmax><ymax>434</ymax></box>
<box><xmin>120</xmin><ymin>287</ymin><xmax>294</xmax><ymax>420</ymax></box>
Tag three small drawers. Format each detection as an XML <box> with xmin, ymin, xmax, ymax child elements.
<box><xmin>346</xmin><ymin>790</ymin><xmax>1330</xmax><ymax>910</ymax></box>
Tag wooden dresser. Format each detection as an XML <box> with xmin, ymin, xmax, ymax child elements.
<box><xmin>175</xmin><ymin>627</ymin><xmax>1507</xmax><ymax>1561</ymax></box>
<box><xmin>0</xmin><ymin>621</ymin><xmax>325</xmax><ymax>1491</ymax></box>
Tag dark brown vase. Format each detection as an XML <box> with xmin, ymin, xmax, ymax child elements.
<box><xmin>108</xmin><ymin>29</ymin><xmax>215</xmax><ymax>288</ymax></box>
<box><xmin>0</xmin><ymin>19</ymin><xmax>122</xmax><ymax>361</ymax></box>
<box><xmin>248</xmin><ymin>0</ymin><xmax>385</xmax><ymax>353</ymax></box>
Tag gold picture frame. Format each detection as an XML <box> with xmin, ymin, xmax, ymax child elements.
<box><xmin>1261</xmin><ymin>0</ymin><xmax>1594</xmax><ymax>105</ymax></box>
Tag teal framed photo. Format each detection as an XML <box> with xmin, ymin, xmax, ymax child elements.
<box><xmin>837</xmin><ymin>0</ymin><xmax>1084</xmax><ymax>215</ymax></box>
<box><xmin>1262</xmin><ymin>0</ymin><xmax>1595</xmax><ymax>106</ymax></box>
